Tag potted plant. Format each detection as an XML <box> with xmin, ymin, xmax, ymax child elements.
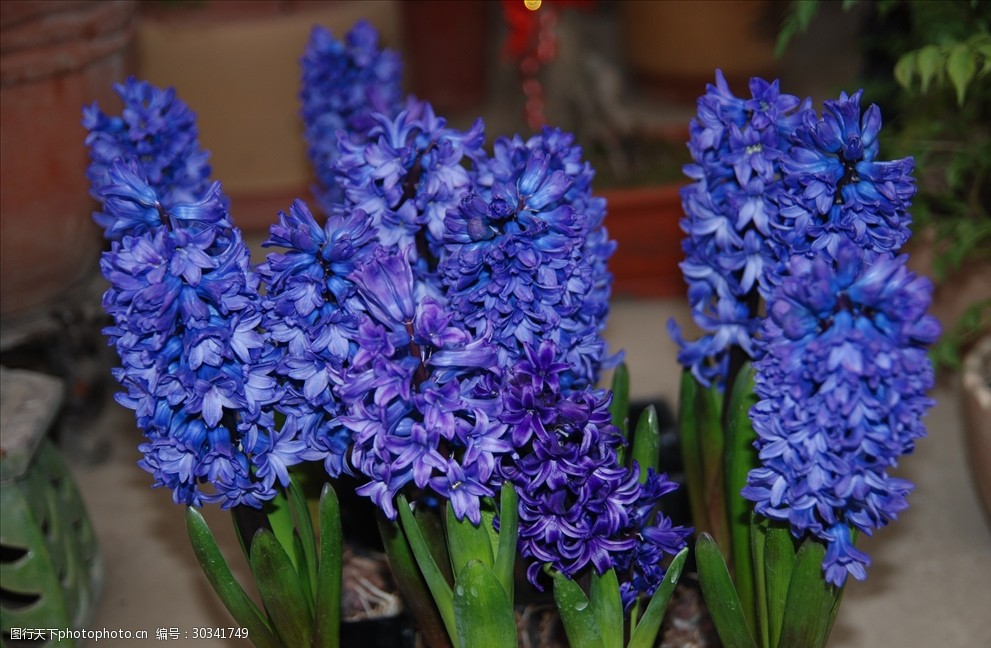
<box><xmin>962</xmin><ymin>335</ymin><xmax>991</xmax><ymax>523</ymax></box>
<box><xmin>73</xmin><ymin>9</ymin><xmax>943</xmax><ymax>648</ymax></box>
<box><xmin>81</xmin><ymin>18</ymin><xmax>695</xmax><ymax>647</ymax></box>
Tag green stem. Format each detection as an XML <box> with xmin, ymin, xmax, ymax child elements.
<box><xmin>376</xmin><ymin>509</ymin><xmax>453</xmax><ymax>648</ymax></box>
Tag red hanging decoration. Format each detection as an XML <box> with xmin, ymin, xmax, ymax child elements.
<box><xmin>501</xmin><ymin>0</ymin><xmax>595</xmax><ymax>130</ymax></box>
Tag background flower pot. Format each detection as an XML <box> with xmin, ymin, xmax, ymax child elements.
<box><xmin>0</xmin><ymin>0</ymin><xmax>136</xmax><ymax>321</ymax></box>
<box><xmin>135</xmin><ymin>0</ymin><xmax>401</xmax><ymax>234</ymax></box>
<box><xmin>619</xmin><ymin>0</ymin><xmax>780</xmax><ymax>101</ymax></box>
<box><xmin>400</xmin><ymin>0</ymin><xmax>488</xmax><ymax>115</ymax></box>
<box><xmin>602</xmin><ymin>183</ymin><xmax>686</xmax><ymax>298</ymax></box>
<box><xmin>962</xmin><ymin>334</ymin><xmax>991</xmax><ymax>524</ymax></box>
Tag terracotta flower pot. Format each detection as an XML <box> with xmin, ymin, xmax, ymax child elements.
<box><xmin>619</xmin><ymin>0</ymin><xmax>780</xmax><ymax>101</ymax></box>
<box><xmin>400</xmin><ymin>0</ymin><xmax>488</xmax><ymax>114</ymax></box>
<box><xmin>0</xmin><ymin>1</ymin><xmax>136</xmax><ymax>320</ymax></box>
<box><xmin>962</xmin><ymin>335</ymin><xmax>991</xmax><ymax>524</ymax></box>
<box><xmin>602</xmin><ymin>183</ymin><xmax>686</xmax><ymax>298</ymax></box>
<box><xmin>135</xmin><ymin>1</ymin><xmax>401</xmax><ymax>233</ymax></box>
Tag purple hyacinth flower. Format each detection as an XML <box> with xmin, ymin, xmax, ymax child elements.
<box><xmin>299</xmin><ymin>20</ymin><xmax>405</xmax><ymax>211</ymax></box>
<box><xmin>670</xmin><ymin>70</ymin><xmax>810</xmax><ymax>389</ymax></box>
<box><xmin>742</xmin><ymin>242</ymin><xmax>938</xmax><ymax>586</ymax></box>
<box><xmin>351</xmin><ymin>246</ymin><xmax>417</xmax><ymax>328</ymax></box>
<box><xmin>500</xmin><ymin>341</ymin><xmax>690</xmax><ymax>604</ymax></box>
<box><xmin>84</xmin><ymin>77</ymin><xmax>213</xmax><ymax>233</ymax></box>
<box><xmin>85</xmin><ymin>82</ymin><xmax>309</xmax><ymax>509</ymax></box>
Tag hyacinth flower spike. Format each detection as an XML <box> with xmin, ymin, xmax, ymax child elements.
<box><xmin>85</xmin><ymin>79</ymin><xmax>350</xmax><ymax>648</ymax></box>
<box><xmin>672</xmin><ymin>73</ymin><xmax>937</xmax><ymax>648</ymax></box>
<box><xmin>299</xmin><ymin>20</ymin><xmax>404</xmax><ymax>212</ymax></box>
<box><xmin>495</xmin><ymin>350</ymin><xmax>690</xmax><ymax>648</ymax></box>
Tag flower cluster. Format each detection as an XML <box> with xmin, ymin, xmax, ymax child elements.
<box><xmin>775</xmin><ymin>90</ymin><xmax>915</xmax><ymax>261</ymax></box>
<box><xmin>266</xmin><ymin>98</ymin><xmax>624</xmax><ymax>539</ymax></box>
<box><xmin>670</xmin><ymin>71</ymin><xmax>809</xmax><ymax>388</ymax></box>
<box><xmin>672</xmin><ymin>73</ymin><xmax>918</xmax><ymax>390</ymax></box>
<box><xmin>672</xmin><ymin>71</ymin><xmax>937</xmax><ymax>586</ymax></box>
<box><xmin>342</xmin><ymin>283</ymin><xmax>509</xmax><ymax>525</ymax></box>
<box><xmin>743</xmin><ymin>243</ymin><xmax>938</xmax><ymax>586</ymax></box>
<box><xmin>262</xmin><ymin>206</ymin><xmax>511</xmax><ymax>521</ymax></box>
<box><xmin>86</xmin><ymin>95</ymin><xmax>304</xmax><ymax>507</ymax></box>
<box><xmin>83</xmin><ymin>78</ymin><xmax>213</xmax><ymax>237</ymax></box>
<box><xmin>499</xmin><ymin>342</ymin><xmax>689</xmax><ymax>608</ymax></box>
<box><xmin>86</xmin><ymin>22</ymin><xmax>686</xmax><ymax>609</ymax></box>
<box><xmin>300</xmin><ymin>21</ymin><xmax>404</xmax><ymax>212</ymax></box>
<box><xmin>256</xmin><ymin>200</ymin><xmax>373</xmax><ymax>480</ymax></box>
<box><xmin>259</xmin><ymin>103</ymin><xmax>515</xmax><ymax>523</ymax></box>
<box><xmin>441</xmin><ymin>128</ymin><xmax>617</xmax><ymax>389</ymax></box>
<box><xmin>333</xmin><ymin>101</ymin><xmax>485</xmax><ymax>260</ymax></box>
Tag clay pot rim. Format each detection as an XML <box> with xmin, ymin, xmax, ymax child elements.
<box><xmin>963</xmin><ymin>334</ymin><xmax>991</xmax><ymax>406</ymax></box>
<box><xmin>1</xmin><ymin>1</ymin><xmax>136</xmax><ymax>86</ymax></box>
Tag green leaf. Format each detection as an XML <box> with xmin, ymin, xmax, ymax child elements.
<box><xmin>494</xmin><ymin>483</ymin><xmax>519</xmax><ymax>600</ymax></box>
<box><xmin>589</xmin><ymin>568</ymin><xmax>623</xmax><ymax>648</ymax></box>
<box><xmin>627</xmin><ymin>547</ymin><xmax>689</xmax><ymax>648</ymax></box>
<box><xmin>763</xmin><ymin>523</ymin><xmax>797</xmax><ymax>648</ymax></box>
<box><xmin>262</xmin><ymin>486</ymin><xmax>298</xmax><ymax>573</ymax></box>
<box><xmin>630</xmin><ymin>404</ymin><xmax>661</xmax><ymax>481</ymax></box>
<box><xmin>894</xmin><ymin>50</ymin><xmax>917</xmax><ymax>89</ymax></box>
<box><xmin>676</xmin><ymin>370</ymin><xmax>707</xmax><ymax>540</ymax></box>
<box><xmin>416</xmin><ymin>504</ymin><xmax>455</xmax><ymax>587</ymax></box>
<box><xmin>287</xmin><ymin>477</ymin><xmax>318</xmax><ymax>600</ymax></box>
<box><xmin>697</xmin><ymin>379</ymin><xmax>728</xmax><ymax>551</ymax></box>
<box><xmin>916</xmin><ymin>44</ymin><xmax>944</xmax><ymax>93</ymax></box>
<box><xmin>184</xmin><ymin>508</ymin><xmax>280</xmax><ymax>648</ymax></box>
<box><xmin>397</xmin><ymin>496</ymin><xmax>457</xmax><ymax>642</ymax></box>
<box><xmin>482</xmin><ymin>503</ymin><xmax>501</xmax><ymax>559</ymax></box>
<box><xmin>750</xmin><ymin>518</ymin><xmax>769</xmax><ymax>648</ymax></box>
<box><xmin>610</xmin><ymin>363</ymin><xmax>631</xmax><ymax>463</ymax></box>
<box><xmin>724</xmin><ymin>363</ymin><xmax>759</xmax><ymax>637</ymax></box>
<box><xmin>776</xmin><ymin>535</ymin><xmax>844</xmax><ymax>648</ymax></box>
<box><xmin>552</xmin><ymin>571</ymin><xmax>605</xmax><ymax>648</ymax></box>
<box><xmin>775</xmin><ymin>0</ymin><xmax>821</xmax><ymax>58</ymax></box>
<box><xmin>976</xmin><ymin>33</ymin><xmax>991</xmax><ymax>59</ymax></box>
<box><xmin>696</xmin><ymin>534</ymin><xmax>758</xmax><ymax>648</ymax></box>
<box><xmin>947</xmin><ymin>42</ymin><xmax>978</xmax><ymax>105</ymax></box>
<box><xmin>453</xmin><ymin>561</ymin><xmax>518</xmax><ymax>648</ymax></box>
<box><xmin>446</xmin><ymin>502</ymin><xmax>494</xmax><ymax>580</ymax></box>
<box><xmin>313</xmin><ymin>484</ymin><xmax>342</xmax><ymax>648</ymax></box>
<box><xmin>376</xmin><ymin>512</ymin><xmax>452</xmax><ymax>648</ymax></box>
<box><xmin>792</xmin><ymin>1</ymin><xmax>822</xmax><ymax>31</ymax></box>
<box><xmin>290</xmin><ymin>531</ymin><xmax>315</xmax><ymax>618</ymax></box>
<box><xmin>231</xmin><ymin>504</ymin><xmax>271</xmax><ymax>567</ymax></box>
<box><xmin>250</xmin><ymin>529</ymin><xmax>313</xmax><ymax>647</ymax></box>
